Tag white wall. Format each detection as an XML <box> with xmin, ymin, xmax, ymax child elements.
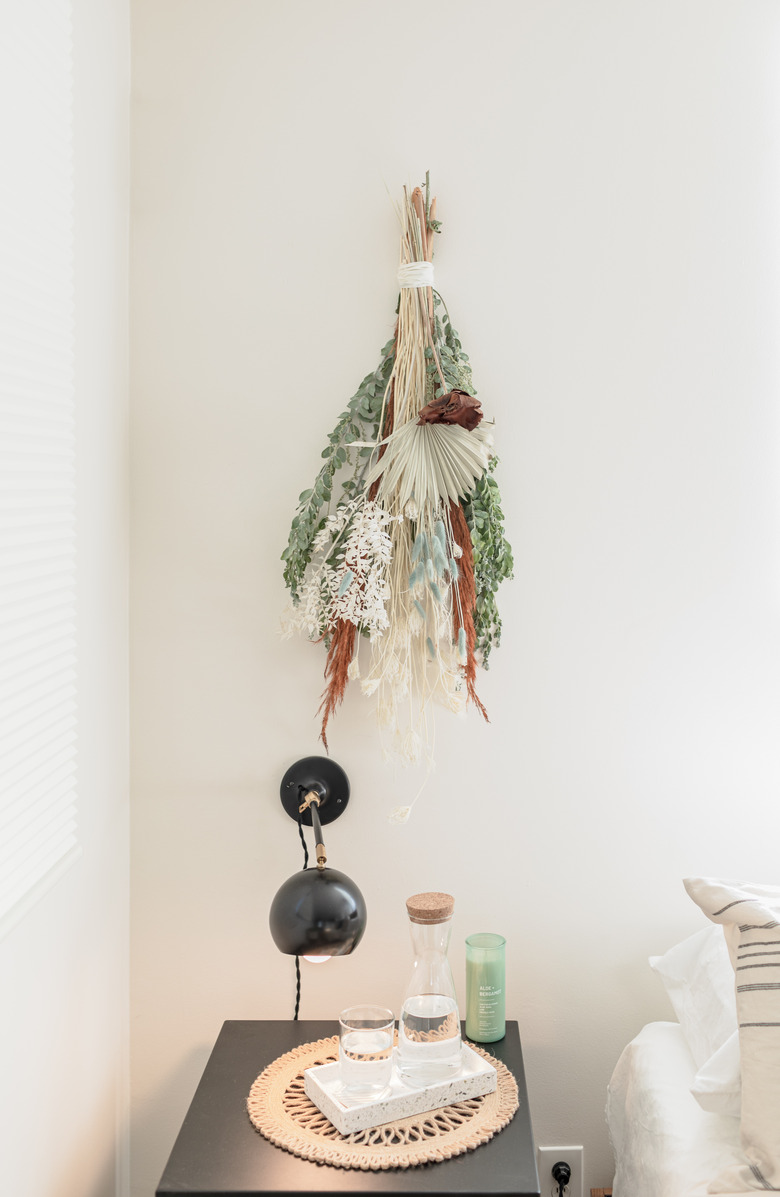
<box><xmin>130</xmin><ymin>2</ymin><xmax>780</xmax><ymax>1192</ymax></box>
<box><xmin>0</xmin><ymin>3</ymin><xmax>130</xmax><ymax>1196</ymax></box>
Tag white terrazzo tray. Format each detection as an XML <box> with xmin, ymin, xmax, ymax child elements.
<box><xmin>303</xmin><ymin>1043</ymin><xmax>497</xmax><ymax>1136</ymax></box>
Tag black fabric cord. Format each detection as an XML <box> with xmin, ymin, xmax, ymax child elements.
<box><xmin>296</xmin><ymin>812</ymin><xmax>310</xmax><ymax>869</ymax></box>
<box><xmin>294</xmin><ymin>954</ymin><xmax>302</xmax><ymax>1022</ymax></box>
<box><xmin>293</xmin><ymin>810</ymin><xmax>309</xmax><ymax>1020</ymax></box>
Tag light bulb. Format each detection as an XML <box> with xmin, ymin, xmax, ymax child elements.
<box><xmin>303</xmin><ymin>954</ymin><xmax>330</xmax><ymax>964</ymax></box>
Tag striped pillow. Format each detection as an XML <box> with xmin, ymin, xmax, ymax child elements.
<box><xmin>684</xmin><ymin>877</ymin><xmax>780</xmax><ymax>1192</ymax></box>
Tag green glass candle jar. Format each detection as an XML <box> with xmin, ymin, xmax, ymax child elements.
<box><xmin>465</xmin><ymin>932</ymin><xmax>506</xmax><ymax>1043</ymax></box>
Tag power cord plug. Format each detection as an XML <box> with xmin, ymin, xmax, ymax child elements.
<box><xmin>552</xmin><ymin>1161</ymin><xmax>571</xmax><ymax>1197</ymax></box>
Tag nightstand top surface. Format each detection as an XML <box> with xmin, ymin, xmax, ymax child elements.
<box><xmin>156</xmin><ymin>1019</ymin><xmax>539</xmax><ymax>1197</ymax></box>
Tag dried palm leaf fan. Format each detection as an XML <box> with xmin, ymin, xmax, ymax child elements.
<box><xmin>281</xmin><ymin>177</ymin><xmax>513</xmax><ymax>792</ymax></box>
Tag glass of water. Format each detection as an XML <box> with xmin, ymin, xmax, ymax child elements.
<box><xmin>338</xmin><ymin>1005</ymin><xmax>394</xmax><ymax>1102</ymax></box>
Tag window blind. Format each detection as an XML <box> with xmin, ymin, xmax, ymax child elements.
<box><xmin>0</xmin><ymin>1</ymin><xmax>79</xmax><ymax>937</ymax></box>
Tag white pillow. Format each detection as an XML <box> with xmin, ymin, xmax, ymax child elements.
<box><xmin>691</xmin><ymin>1028</ymin><xmax>741</xmax><ymax>1117</ymax></box>
<box><xmin>684</xmin><ymin>876</ymin><xmax>780</xmax><ymax>1192</ymax></box>
<box><xmin>650</xmin><ymin>923</ymin><xmax>737</xmax><ymax>1069</ymax></box>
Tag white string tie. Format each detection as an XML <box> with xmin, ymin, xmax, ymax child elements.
<box><xmin>397</xmin><ymin>261</ymin><xmax>434</xmax><ymax>289</ymax></box>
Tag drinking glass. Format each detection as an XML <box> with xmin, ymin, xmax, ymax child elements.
<box><xmin>338</xmin><ymin>1005</ymin><xmax>394</xmax><ymax>1101</ymax></box>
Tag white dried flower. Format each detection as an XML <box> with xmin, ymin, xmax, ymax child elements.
<box><xmin>444</xmin><ymin>684</ymin><xmax>468</xmax><ymax>714</ymax></box>
<box><xmin>402</xmin><ymin>730</ymin><xmax>422</xmax><ymax>762</ymax></box>
<box><xmin>329</xmin><ymin>501</ymin><xmax>393</xmax><ymax>637</ymax></box>
<box><xmin>388</xmin><ymin>806</ymin><xmax>412</xmax><ymax>825</ymax></box>
<box><xmin>311</xmin><ymin>528</ymin><xmax>332</xmax><ymax>555</ymax></box>
<box><xmin>285</xmin><ymin>574</ymin><xmax>331</xmax><ymax>642</ymax></box>
<box><xmin>382</xmin><ymin>652</ymin><xmax>402</xmax><ymax>684</ymax></box>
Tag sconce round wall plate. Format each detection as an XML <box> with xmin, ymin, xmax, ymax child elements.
<box><xmin>279</xmin><ymin>755</ymin><xmax>350</xmax><ymax>827</ymax></box>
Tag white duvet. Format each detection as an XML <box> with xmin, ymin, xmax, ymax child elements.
<box><xmin>607</xmin><ymin>1022</ymin><xmax>750</xmax><ymax>1197</ymax></box>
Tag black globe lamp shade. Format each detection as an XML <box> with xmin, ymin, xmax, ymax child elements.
<box><xmin>269</xmin><ymin>866</ymin><xmax>367</xmax><ymax>957</ymax></box>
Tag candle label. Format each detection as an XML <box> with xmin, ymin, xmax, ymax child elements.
<box><xmin>465</xmin><ymin>963</ymin><xmax>506</xmax><ymax>1040</ymax></box>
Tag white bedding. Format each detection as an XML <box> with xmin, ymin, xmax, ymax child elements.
<box><xmin>607</xmin><ymin>1022</ymin><xmax>748</xmax><ymax>1197</ymax></box>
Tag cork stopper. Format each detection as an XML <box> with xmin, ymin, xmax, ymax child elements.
<box><xmin>406</xmin><ymin>892</ymin><xmax>455</xmax><ymax>924</ymax></box>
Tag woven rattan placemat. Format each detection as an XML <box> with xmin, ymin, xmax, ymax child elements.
<box><xmin>247</xmin><ymin>1035</ymin><xmax>519</xmax><ymax>1170</ymax></box>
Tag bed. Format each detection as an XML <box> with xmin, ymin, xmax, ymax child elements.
<box><xmin>608</xmin><ymin>1021</ymin><xmax>745</xmax><ymax>1197</ymax></box>
<box><xmin>606</xmin><ymin>878</ymin><xmax>780</xmax><ymax>1197</ymax></box>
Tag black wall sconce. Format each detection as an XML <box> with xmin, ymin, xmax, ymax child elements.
<box><xmin>269</xmin><ymin>756</ymin><xmax>367</xmax><ymax>961</ymax></box>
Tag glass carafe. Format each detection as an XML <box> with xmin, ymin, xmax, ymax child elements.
<box><xmin>397</xmin><ymin>891</ymin><xmax>463</xmax><ymax>1087</ymax></box>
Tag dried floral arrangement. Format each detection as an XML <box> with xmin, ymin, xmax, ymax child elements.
<box><xmin>282</xmin><ymin>177</ymin><xmax>513</xmax><ymax>772</ymax></box>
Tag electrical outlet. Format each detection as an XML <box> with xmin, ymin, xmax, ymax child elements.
<box><xmin>537</xmin><ymin>1146</ymin><xmax>584</xmax><ymax>1197</ymax></box>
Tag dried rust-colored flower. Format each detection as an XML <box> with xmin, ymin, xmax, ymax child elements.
<box><xmin>449</xmin><ymin>501</ymin><xmax>489</xmax><ymax>724</ymax></box>
<box><xmin>417</xmin><ymin>389</ymin><xmax>483</xmax><ymax>431</ymax></box>
<box><xmin>319</xmin><ymin>618</ymin><xmax>357</xmax><ymax>751</ymax></box>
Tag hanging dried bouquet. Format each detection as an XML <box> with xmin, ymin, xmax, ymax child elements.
<box><xmin>282</xmin><ymin>177</ymin><xmax>513</xmax><ymax>766</ymax></box>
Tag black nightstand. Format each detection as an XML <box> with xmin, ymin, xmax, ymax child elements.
<box><xmin>156</xmin><ymin>1019</ymin><xmax>540</xmax><ymax>1197</ymax></box>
